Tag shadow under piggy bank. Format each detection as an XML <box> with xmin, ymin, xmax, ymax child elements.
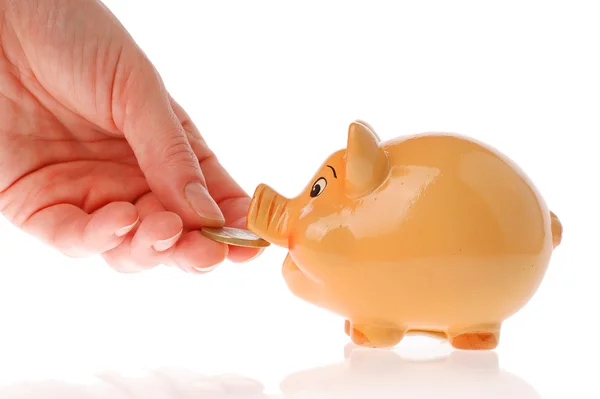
<box><xmin>0</xmin><ymin>348</ymin><xmax>541</xmax><ymax>399</ymax></box>
<box><xmin>280</xmin><ymin>344</ymin><xmax>541</xmax><ymax>399</ymax></box>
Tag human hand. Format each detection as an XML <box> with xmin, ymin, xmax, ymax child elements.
<box><xmin>0</xmin><ymin>0</ymin><xmax>262</xmax><ymax>272</ymax></box>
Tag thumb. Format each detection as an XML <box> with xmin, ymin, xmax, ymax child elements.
<box><xmin>112</xmin><ymin>49</ymin><xmax>225</xmax><ymax>228</ymax></box>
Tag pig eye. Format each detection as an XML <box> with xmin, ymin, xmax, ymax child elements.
<box><xmin>310</xmin><ymin>177</ymin><xmax>327</xmax><ymax>197</ymax></box>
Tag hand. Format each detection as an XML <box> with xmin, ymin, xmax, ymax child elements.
<box><xmin>0</xmin><ymin>0</ymin><xmax>262</xmax><ymax>273</ymax></box>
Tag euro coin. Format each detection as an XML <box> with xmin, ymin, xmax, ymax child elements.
<box><xmin>200</xmin><ymin>226</ymin><xmax>270</xmax><ymax>248</ymax></box>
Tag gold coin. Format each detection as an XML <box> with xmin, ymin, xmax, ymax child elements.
<box><xmin>200</xmin><ymin>226</ymin><xmax>270</xmax><ymax>248</ymax></box>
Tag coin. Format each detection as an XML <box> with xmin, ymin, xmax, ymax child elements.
<box><xmin>200</xmin><ymin>226</ymin><xmax>270</xmax><ymax>248</ymax></box>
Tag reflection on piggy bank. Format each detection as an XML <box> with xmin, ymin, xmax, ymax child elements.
<box><xmin>247</xmin><ymin>121</ymin><xmax>562</xmax><ymax>350</ymax></box>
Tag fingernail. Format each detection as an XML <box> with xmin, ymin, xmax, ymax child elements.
<box><xmin>153</xmin><ymin>229</ymin><xmax>183</xmax><ymax>252</ymax></box>
<box><xmin>184</xmin><ymin>182</ymin><xmax>225</xmax><ymax>224</ymax></box>
<box><xmin>115</xmin><ymin>218</ymin><xmax>139</xmax><ymax>237</ymax></box>
<box><xmin>191</xmin><ymin>243</ymin><xmax>228</xmax><ymax>273</ymax></box>
<box><xmin>238</xmin><ymin>248</ymin><xmax>265</xmax><ymax>264</ymax></box>
<box><xmin>193</xmin><ymin>264</ymin><xmax>218</xmax><ymax>273</ymax></box>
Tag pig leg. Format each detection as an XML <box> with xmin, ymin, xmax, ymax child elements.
<box><xmin>447</xmin><ymin>323</ymin><xmax>501</xmax><ymax>350</ymax></box>
<box><xmin>344</xmin><ymin>320</ymin><xmax>406</xmax><ymax>348</ymax></box>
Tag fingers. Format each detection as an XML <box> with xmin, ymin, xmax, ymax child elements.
<box><xmin>21</xmin><ymin>202</ymin><xmax>139</xmax><ymax>258</ymax></box>
<box><xmin>196</xmin><ymin>161</ymin><xmax>262</xmax><ymax>263</ymax></box>
<box><xmin>111</xmin><ymin>45</ymin><xmax>263</xmax><ymax>265</ymax></box>
<box><xmin>169</xmin><ymin>98</ymin><xmax>263</xmax><ymax>263</ymax></box>
<box><xmin>169</xmin><ymin>231</ymin><xmax>228</xmax><ymax>273</ymax></box>
<box><xmin>130</xmin><ymin>211</ymin><xmax>183</xmax><ymax>265</ymax></box>
<box><xmin>101</xmin><ymin>193</ymin><xmax>228</xmax><ymax>274</ymax></box>
<box><xmin>21</xmin><ymin>193</ymin><xmax>232</xmax><ymax>273</ymax></box>
<box><xmin>112</xmin><ymin>47</ymin><xmax>225</xmax><ymax>229</ymax></box>
<box><xmin>102</xmin><ymin>194</ymin><xmax>181</xmax><ymax>273</ymax></box>
<box><xmin>168</xmin><ymin>97</ymin><xmax>249</xmax><ymax>215</ymax></box>
<box><xmin>104</xmin><ymin>228</ymin><xmax>228</xmax><ymax>274</ymax></box>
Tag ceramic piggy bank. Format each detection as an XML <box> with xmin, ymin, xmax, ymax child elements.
<box><xmin>247</xmin><ymin>121</ymin><xmax>562</xmax><ymax>350</ymax></box>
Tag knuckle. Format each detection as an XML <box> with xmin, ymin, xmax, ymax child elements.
<box><xmin>112</xmin><ymin>46</ymin><xmax>163</xmax><ymax>132</ymax></box>
<box><xmin>159</xmin><ymin>138</ymin><xmax>200</xmax><ymax>170</ymax></box>
<box><xmin>197</xmin><ymin>149</ymin><xmax>217</xmax><ymax>167</ymax></box>
<box><xmin>140</xmin><ymin>136</ymin><xmax>200</xmax><ymax>177</ymax></box>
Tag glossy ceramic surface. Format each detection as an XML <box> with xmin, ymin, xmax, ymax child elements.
<box><xmin>247</xmin><ymin>121</ymin><xmax>562</xmax><ymax>350</ymax></box>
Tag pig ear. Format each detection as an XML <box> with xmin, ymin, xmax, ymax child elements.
<box><xmin>344</xmin><ymin>120</ymin><xmax>389</xmax><ymax>198</ymax></box>
<box><xmin>354</xmin><ymin>119</ymin><xmax>381</xmax><ymax>141</ymax></box>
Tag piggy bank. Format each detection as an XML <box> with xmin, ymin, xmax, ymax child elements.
<box><xmin>247</xmin><ymin>121</ymin><xmax>562</xmax><ymax>350</ymax></box>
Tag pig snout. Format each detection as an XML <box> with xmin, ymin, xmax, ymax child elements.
<box><xmin>247</xmin><ymin>184</ymin><xmax>292</xmax><ymax>248</ymax></box>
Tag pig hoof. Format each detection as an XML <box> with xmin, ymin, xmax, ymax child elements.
<box><xmin>346</xmin><ymin>321</ymin><xmax>405</xmax><ymax>348</ymax></box>
<box><xmin>449</xmin><ymin>330</ymin><xmax>500</xmax><ymax>350</ymax></box>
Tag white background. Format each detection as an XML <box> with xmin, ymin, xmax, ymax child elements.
<box><xmin>1</xmin><ymin>1</ymin><xmax>598</xmax><ymax>398</ymax></box>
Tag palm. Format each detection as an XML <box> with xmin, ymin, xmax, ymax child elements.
<box><xmin>0</xmin><ymin>0</ymin><xmax>260</xmax><ymax>271</ymax></box>
<box><xmin>9</xmin><ymin>131</ymin><xmax>143</xmax><ymax>213</ymax></box>
<box><xmin>0</xmin><ymin>0</ymin><xmax>145</xmax><ymax>220</ymax></box>
<box><xmin>0</xmin><ymin>75</ymin><xmax>147</xmax><ymax>225</ymax></box>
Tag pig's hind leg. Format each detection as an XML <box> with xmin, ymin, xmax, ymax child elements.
<box><xmin>344</xmin><ymin>320</ymin><xmax>406</xmax><ymax>348</ymax></box>
<box><xmin>447</xmin><ymin>323</ymin><xmax>501</xmax><ymax>350</ymax></box>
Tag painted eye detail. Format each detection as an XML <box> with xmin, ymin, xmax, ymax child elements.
<box><xmin>310</xmin><ymin>177</ymin><xmax>327</xmax><ymax>198</ymax></box>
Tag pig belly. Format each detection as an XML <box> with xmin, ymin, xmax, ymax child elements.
<box><xmin>320</xmin><ymin>254</ymin><xmax>550</xmax><ymax>331</ymax></box>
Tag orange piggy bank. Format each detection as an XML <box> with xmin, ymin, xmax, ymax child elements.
<box><xmin>247</xmin><ymin>121</ymin><xmax>562</xmax><ymax>350</ymax></box>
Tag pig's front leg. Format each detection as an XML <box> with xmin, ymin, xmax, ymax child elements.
<box><xmin>344</xmin><ymin>320</ymin><xmax>407</xmax><ymax>348</ymax></box>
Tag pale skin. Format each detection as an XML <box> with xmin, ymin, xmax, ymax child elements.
<box><xmin>0</xmin><ymin>0</ymin><xmax>263</xmax><ymax>273</ymax></box>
